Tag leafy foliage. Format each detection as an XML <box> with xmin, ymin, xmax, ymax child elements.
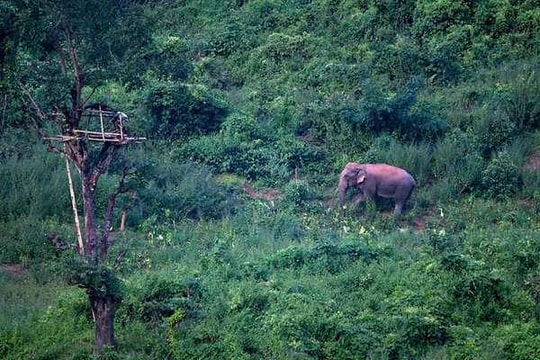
<box><xmin>122</xmin><ymin>272</ymin><xmax>202</xmax><ymax>326</ymax></box>
<box><xmin>136</xmin><ymin>159</ymin><xmax>238</xmax><ymax>221</ymax></box>
<box><xmin>142</xmin><ymin>80</ymin><xmax>228</xmax><ymax>139</ymax></box>
<box><xmin>174</xmin><ymin>113</ymin><xmax>324</xmax><ymax>183</ymax></box>
<box><xmin>481</xmin><ymin>150</ymin><xmax>522</xmax><ymax>200</ymax></box>
<box><xmin>354</xmin><ymin>77</ymin><xmax>449</xmax><ymax>142</ymax></box>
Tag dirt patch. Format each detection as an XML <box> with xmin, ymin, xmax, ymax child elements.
<box><xmin>524</xmin><ymin>151</ymin><xmax>540</xmax><ymax>170</ymax></box>
<box><xmin>413</xmin><ymin>217</ymin><xmax>426</xmax><ymax>232</ymax></box>
<box><xmin>0</xmin><ymin>264</ymin><xmax>25</xmax><ymax>279</ymax></box>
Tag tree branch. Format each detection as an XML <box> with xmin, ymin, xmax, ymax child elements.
<box><xmin>63</xmin><ymin>26</ymin><xmax>84</xmax><ymax>128</ymax></box>
<box><xmin>18</xmin><ymin>81</ymin><xmax>67</xmax><ymax>154</ymax></box>
<box><xmin>89</xmin><ymin>143</ymin><xmax>119</xmax><ymax>189</ymax></box>
<box><xmin>18</xmin><ymin>81</ymin><xmax>47</xmax><ymax>121</ymax></box>
<box><xmin>65</xmin><ymin>140</ymin><xmax>88</xmax><ymax>175</ymax></box>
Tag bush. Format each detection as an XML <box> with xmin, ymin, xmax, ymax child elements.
<box><xmin>355</xmin><ymin>77</ymin><xmax>448</xmax><ymax>142</ymax></box>
<box><xmin>220</xmin><ymin>113</ymin><xmax>269</xmax><ymax>142</ymax></box>
<box><xmin>0</xmin><ymin>217</ymin><xmax>65</xmax><ymax>265</ymax></box>
<box><xmin>282</xmin><ymin>180</ymin><xmax>314</xmax><ymax>211</ymax></box>
<box><xmin>522</xmin><ymin>168</ymin><xmax>540</xmax><ymax>201</ymax></box>
<box><xmin>175</xmin><ymin>134</ymin><xmax>291</xmax><ymax>181</ymax></box>
<box><xmin>496</xmin><ymin>60</ymin><xmax>540</xmax><ymax>130</ymax></box>
<box><xmin>0</xmin><ymin>288</ymin><xmax>94</xmax><ymax>360</ymax></box>
<box><xmin>175</xmin><ymin>113</ymin><xmax>323</xmax><ymax>184</ymax></box>
<box><xmin>488</xmin><ymin>323</ymin><xmax>540</xmax><ymax>360</ymax></box>
<box><xmin>137</xmin><ymin>160</ymin><xmax>237</xmax><ymax>221</ymax></box>
<box><xmin>474</xmin><ymin>107</ymin><xmax>517</xmax><ymax>157</ymax></box>
<box><xmin>122</xmin><ymin>272</ymin><xmax>202</xmax><ymax>326</ymax></box>
<box><xmin>142</xmin><ymin>80</ymin><xmax>228</xmax><ymax>139</ymax></box>
<box><xmin>0</xmin><ymin>153</ymin><xmax>71</xmax><ymax>222</ymax></box>
<box><xmin>432</xmin><ymin>130</ymin><xmax>485</xmax><ymax>196</ymax></box>
<box><xmin>267</xmin><ymin>241</ymin><xmax>375</xmax><ymax>273</ymax></box>
<box><xmin>481</xmin><ymin>151</ymin><xmax>521</xmax><ymax>200</ymax></box>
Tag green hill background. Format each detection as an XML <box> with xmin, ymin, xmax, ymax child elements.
<box><xmin>1</xmin><ymin>0</ymin><xmax>539</xmax><ymax>358</ymax></box>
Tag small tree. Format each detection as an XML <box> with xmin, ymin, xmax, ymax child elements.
<box><xmin>7</xmin><ymin>0</ymin><xmax>149</xmax><ymax>353</ymax></box>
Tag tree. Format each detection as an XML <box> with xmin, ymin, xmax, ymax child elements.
<box><xmin>9</xmin><ymin>0</ymin><xmax>150</xmax><ymax>354</ymax></box>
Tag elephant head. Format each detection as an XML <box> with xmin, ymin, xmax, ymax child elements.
<box><xmin>338</xmin><ymin>162</ymin><xmax>365</xmax><ymax>203</ymax></box>
<box><xmin>338</xmin><ymin>162</ymin><xmax>415</xmax><ymax>215</ymax></box>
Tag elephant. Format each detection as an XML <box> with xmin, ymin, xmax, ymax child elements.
<box><xmin>338</xmin><ymin>162</ymin><xmax>416</xmax><ymax>215</ymax></box>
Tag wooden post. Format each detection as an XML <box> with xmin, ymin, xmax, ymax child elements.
<box><xmin>118</xmin><ymin>115</ymin><xmax>124</xmax><ymax>141</ymax></box>
<box><xmin>119</xmin><ymin>210</ymin><xmax>126</xmax><ymax>232</ymax></box>
<box><xmin>65</xmin><ymin>153</ymin><xmax>84</xmax><ymax>255</ymax></box>
<box><xmin>99</xmin><ymin>104</ymin><xmax>105</xmax><ymax>141</ymax></box>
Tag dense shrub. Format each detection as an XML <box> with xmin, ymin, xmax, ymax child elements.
<box><xmin>432</xmin><ymin>130</ymin><xmax>486</xmax><ymax>196</ymax></box>
<box><xmin>488</xmin><ymin>323</ymin><xmax>540</xmax><ymax>360</ymax></box>
<box><xmin>304</xmin><ymin>59</ymin><xmax>370</xmax><ymax>95</ymax></box>
<box><xmin>522</xmin><ymin>167</ymin><xmax>540</xmax><ymax>201</ymax></box>
<box><xmin>282</xmin><ymin>180</ymin><xmax>315</xmax><ymax>211</ymax></box>
<box><xmin>174</xmin><ymin>114</ymin><xmax>323</xmax><ymax>184</ymax></box>
<box><xmin>175</xmin><ymin>134</ymin><xmax>290</xmax><ymax>181</ymax></box>
<box><xmin>0</xmin><ymin>217</ymin><xmax>64</xmax><ymax>266</ymax></box>
<box><xmin>481</xmin><ymin>151</ymin><xmax>522</xmax><ymax>200</ymax></box>
<box><xmin>145</xmin><ymin>35</ymin><xmax>192</xmax><ymax>81</ymax></box>
<box><xmin>372</xmin><ymin>35</ymin><xmax>424</xmax><ymax>87</ymax></box>
<box><xmin>122</xmin><ymin>272</ymin><xmax>202</xmax><ymax>326</ymax></box>
<box><xmin>0</xmin><ymin>153</ymin><xmax>71</xmax><ymax>221</ymax></box>
<box><xmin>219</xmin><ymin>113</ymin><xmax>269</xmax><ymax>141</ymax></box>
<box><xmin>495</xmin><ymin>60</ymin><xmax>540</xmax><ymax>130</ymax></box>
<box><xmin>267</xmin><ymin>241</ymin><xmax>376</xmax><ymax>273</ymax></box>
<box><xmin>0</xmin><ymin>127</ymin><xmax>36</xmax><ymax>160</ymax></box>
<box><xmin>356</xmin><ymin>77</ymin><xmax>449</xmax><ymax>142</ymax></box>
<box><xmin>0</xmin><ymin>287</ymin><xmax>94</xmax><ymax>360</ymax></box>
<box><xmin>137</xmin><ymin>160</ymin><xmax>237</xmax><ymax>221</ymax></box>
<box><xmin>142</xmin><ymin>80</ymin><xmax>228</xmax><ymax>139</ymax></box>
<box><xmin>474</xmin><ymin>107</ymin><xmax>517</xmax><ymax>157</ymax></box>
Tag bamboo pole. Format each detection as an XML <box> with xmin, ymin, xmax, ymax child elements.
<box><xmin>119</xmin><ymin>210</ymin><xmax>126</xmax><ymax>232</ymax></box>
<box><xmin>119</xmin><ymin>115</ymin><xmax>124</xmax><ymax>141</ymax></box>
<box><xmin>99</xmin><ymin>104</ymin><xmax>105</xmax><ymax>141</ymax></box>
<box><xmin>65</xmin><ymin>153</ymin><xmax>84</xmax><ymax>255</ymax></box>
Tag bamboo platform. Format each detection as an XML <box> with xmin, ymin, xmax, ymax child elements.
<box><xmin>43</xmin><ymin>105</ymin><xmax>145</xmax><ymax>144</ymax></box>
<box><xmin>45</xmin><ymin>129</ymin><xmax>146</xmax><ymax>144</ymax></box>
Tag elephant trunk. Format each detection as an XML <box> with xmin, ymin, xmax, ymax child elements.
<box><xmin>338</xmin><ymin>177</ymin><xmax>348</xmax><ymax>204</ymax></box>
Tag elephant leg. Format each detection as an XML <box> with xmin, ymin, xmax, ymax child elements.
<box><xmin>352</xmin><ymin>192</ymin><xmax>367</xmax><ymax>204</ymax></box>
<box><xmin>393</xmin><ymin>202</ymin><xmax>404</xmax><ymax>215</ymax></box>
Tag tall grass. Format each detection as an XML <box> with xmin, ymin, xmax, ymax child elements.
<box><xmin>0</xmin><ymin>272</ymin><xmax>65</xmax><ymax>331</ymax></box>
<box><xmin>431</xmin><ymin>131</ymin><xmax>485</xmax><ymax>197</ymax></box>
<box><xmin>0</xmin><ymin>153</ymin><xmax>71</xmax><ymax>221</ymax></box>
<box><xmin>364</xmin><ymin>136</ymin><xmax>433</xmax><ymax>185</ymax></box>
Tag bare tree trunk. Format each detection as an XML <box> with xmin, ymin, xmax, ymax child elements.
<box><xmin>81</xmin><ymin>178</ymin><xmax>119</xmax><ymax>353</ymax></box>
<box><xmin>89</xmin><ymin>292</ymin><xmax>118</xmax><ymax>353</ymax></box>
<box><xmin>79</xmin><ymin>153</ymin><xmax>120</xmax><ymax>353</ymax></box>
<box><xmin>82</xmin><ymin>178</ymin><xmax>99</xmax><ymax>263</ymax></box>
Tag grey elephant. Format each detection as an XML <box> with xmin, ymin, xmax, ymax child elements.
<box><xmin>338</xmin><ymin>162</ymin><xmax>416</xmax><ymax>215</ymax></box>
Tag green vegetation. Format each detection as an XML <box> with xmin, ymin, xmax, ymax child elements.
<box><xmin>1</xmin><ymin>0</ymin><xmax>539</xmax><ymax>358</ymax></box>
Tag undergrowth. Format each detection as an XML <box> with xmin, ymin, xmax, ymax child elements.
<box><xmin>2</xmin><ymin>197</ymin><xmax>538</xmax><ymax>359</ymax></box>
